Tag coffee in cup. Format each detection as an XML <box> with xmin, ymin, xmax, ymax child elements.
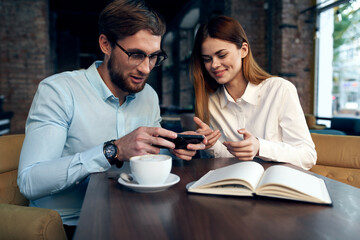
<box><xmin>129</xmin><ymin>154</ymin><xmax>172</xmax><ymax>185</ymax></box>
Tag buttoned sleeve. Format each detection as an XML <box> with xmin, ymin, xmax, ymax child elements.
<box><xmin>208</xmin><ymin>140</ymin><xmax>232</xmax><ymax>158</ymax></box>
<box><xmin>17</xmin><ymin>76</ymin><xmax>111</xmax><ymax>200</ymax></box>
<box><xmin>257</xmin><ymin>81</ymin><xmax>317</xmax><ymax>170</ymax></box>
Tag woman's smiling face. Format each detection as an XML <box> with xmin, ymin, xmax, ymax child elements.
<box><xmin>201</xmin><ymin>37</ymin><xmax>248</xmax><ymax>85</ymax></box>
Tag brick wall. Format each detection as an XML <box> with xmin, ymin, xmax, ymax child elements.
<box><xmin>230</xmin><ymin>0</ymin><xmax>268</xmax><ymax>70</ymax></box>
<box><xmin>230</xmin><ymin>0</ymin><xmax>315</xmax><ymax>113</ymax></box>
<box><xmin>0</xmin><ymin>0</ymin><xmax>316</xmax><ymax>133</ymax></box>
<box><xmin>277</xmin><ymin>0</ymin><xmax>315</xmax><ymax>113</ymax></box>
<box><xmin>169</xmin><ymin>0</ymin><xmax>315</xmax><ymax>113</ymax></box>
<box><xmin>0</xmin><ymin>0</ymin><xmax>51</xmax><ymax>133</ymax></box>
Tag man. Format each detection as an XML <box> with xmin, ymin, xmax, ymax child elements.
<box><xmin>17</xmin><ymin>0</ymin><xmax>205</xmax><ymax>238</ymax></box>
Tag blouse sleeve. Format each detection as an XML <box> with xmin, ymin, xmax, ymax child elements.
<box><xmin>257</xmin><ymin>82</ymin><xmax>317</xmax><ymax>170</ymax></box>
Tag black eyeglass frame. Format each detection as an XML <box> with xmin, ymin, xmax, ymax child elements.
<box><xmin>114</xmin><ymin>42</ymin><xmax>168</xmax><ymax>67</ymax></box>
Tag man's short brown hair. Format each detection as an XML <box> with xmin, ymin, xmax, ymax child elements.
<box><xmin>98</xmin><ymin>0</ymin><xmax>166</xmax><ymax>46</ymax></box>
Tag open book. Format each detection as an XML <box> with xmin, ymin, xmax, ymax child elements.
<box><xmin>187</xmin><ymin>161</ymin><xmax>332</xmax><ymax>205</ymax></box>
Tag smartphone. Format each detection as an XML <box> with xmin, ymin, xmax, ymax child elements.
<box><xmin>155</xmin><ymin>134</ymin><xmax>205</xmax><ymax>149</ymax></box>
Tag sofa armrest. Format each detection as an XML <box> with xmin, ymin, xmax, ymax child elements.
<box><xmin>0</xmin><ymin>204</ymin><xmax>67</xmax><ymax>240</ymax></box>
<box><xmin>310</xmin><ymin>165</ymin><xmax>360</xmax><ymax>188</ymax></box>
<box><xmin>311</xmin><ymin>133</ymin><xmax>360</xmax><ymax>168</ymax></box>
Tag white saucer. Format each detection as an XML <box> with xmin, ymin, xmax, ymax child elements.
<box><xmin>118</xmin><ymin>173</ymin><xmax>180</xmax><ymax>193</ymax></box>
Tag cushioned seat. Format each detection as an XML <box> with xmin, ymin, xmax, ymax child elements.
<box><xmin>310</xmin><ymin>129</ymin><xmax>346</xmax><ymax>135</ymax></box>
<box><xmin>310</xmin><ymin>133</ymin><xmax>360</xmax><ymax>188</ymax></box>
<box><xmin>0</xmin><ymin>134</ymin><xmax>67</xmax><ymax>240</ymax></box>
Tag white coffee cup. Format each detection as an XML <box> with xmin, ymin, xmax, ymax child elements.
<box><xmin>129</xmin><ymin>154</ymin><xmax>172</xmax><ymax>185</ymax></box>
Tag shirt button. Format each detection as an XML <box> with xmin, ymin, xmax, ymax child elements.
<box><xmin>99</xmin><ymin>167</ymin><xmax>105</xmax><ymax>172</ymax></box>
<box><xmin>76</xmin><ymin>181</ymin><xmax>80</xmax><ymax>185</ymax></box>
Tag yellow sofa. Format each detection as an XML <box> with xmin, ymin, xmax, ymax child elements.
<box><xmin>310</xmin><ymin>133</ymin><xmax>360</xmax><ymax>188</ymax></box>
<box><xmin>0</xmin><ymin>134</ymin><xmax>67</xmax><ymax>240</ymax></box>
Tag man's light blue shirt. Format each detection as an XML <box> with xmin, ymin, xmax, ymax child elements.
<box><xmin>17</xmin><ymin>61</ymin><xmax>162</xmax><ymax>225</ymax></box>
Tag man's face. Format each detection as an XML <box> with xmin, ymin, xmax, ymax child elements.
<box><xmin>107</xmin><ymin>29</ymin><xmax>162</xmax><ymax>94</ymax></box>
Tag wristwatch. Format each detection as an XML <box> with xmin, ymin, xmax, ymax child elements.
<box><xmin>103</xmin><ymin>140</ymin><xmax>123</xmax><ymax>168</ymax></box>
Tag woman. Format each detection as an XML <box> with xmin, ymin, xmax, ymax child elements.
<box><xmin>191</xmin><ymin>16</ymin><xmax>316</xmax><ymax>170</ymax></box>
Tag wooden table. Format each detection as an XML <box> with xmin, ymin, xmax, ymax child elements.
<box><xmin>74</xmin><ymin>158</ymin><xmax>360</xmax><ymax>240</ymax></box>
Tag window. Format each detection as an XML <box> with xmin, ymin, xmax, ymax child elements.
<box><xmin>316</xmin><ymin>0</ymin><xmax>360</xmax><ymax>125</ymax></box>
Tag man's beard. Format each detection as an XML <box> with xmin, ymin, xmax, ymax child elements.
<box><xmin>107</xmin><ymin>54</ymin><xmax>147</xmax><ymax>94</ymax></box>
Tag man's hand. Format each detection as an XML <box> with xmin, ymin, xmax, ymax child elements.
<box><xmin>170</xmin><ymin>131</ymin><xmax>206</xmax><ymax>161</ymax></box>
<box><xmin>114</xmin><ymin>126</ymin><xmax>177</xmax><ymax>161</ymax></box>
<box><xmin>194</xmin><ymin>117</ymin><xmax>221</xmax><ymax>149</ymax></box>
<box><xmin>223</xmin><ymin>129</ymin><xmax>259</xmax><ymax>161</ymax></box>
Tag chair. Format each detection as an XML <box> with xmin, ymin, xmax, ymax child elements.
<box><xmin>305</xmin><ymin>114</ymin><xmax>346</xmax><ymax>135</ymax></box>
<box><xmin>0</xmin><ymin>134</ymin><xmax>67</xmax><ymax>240</ymax></box>
<box><xmin>330</xmin><ymin>117</ymin><xmax>360</xmax><ymax>136</ymax></box>
<box><xmin>310</xmin><ymin>133</ymin><xmax>360</xmax><ymax>188</ymax></box>
<box><xmin>304</xmin><ymin>114</ymin><xmax>326</xmax><ymax>130</ymax></box>
<box><xmin>310</xmin><ymin>129</ymin><xmax>346</xmax><ymax>135</ymax></box>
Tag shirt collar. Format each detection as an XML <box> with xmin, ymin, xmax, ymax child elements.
<box><xmin>85</xmin><ymin>61</ymin><xmax>136</xmax><ymax>102</ymax></box>
<box><xmin>218</xmin><ymin>81</ymin><xmax>262</xmax><ymax>108</ymax></box>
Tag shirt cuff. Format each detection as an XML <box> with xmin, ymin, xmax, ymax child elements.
<box><xmin>257</xmin><ymin>138</ymin><xmax>276</xmax><ymax>162</ymax></box>
<box><xmin>80</xmin><ymin>144</ymin><xmax>111</xmax><ymax>173</ymax></box>
<box><xmin>211</xmin><ymin>140</ymin><xmax>233</xmax><ymax>158</ymax></box>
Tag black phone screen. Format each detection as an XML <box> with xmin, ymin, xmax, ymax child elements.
<box><xmin>156</xmin><ymin>134</ymin><xmax>204</xmax><ymax>149</ymax></box>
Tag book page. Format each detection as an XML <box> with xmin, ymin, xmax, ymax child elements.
<box><xmin>255</xmin><ymin>165</ymin><xmax>332</xmax><ymax>204</ymax></box>
<box><xmin>189</xmin><ymin>161</ymin><xmax>265</xmax><ymax>192</ymax></box>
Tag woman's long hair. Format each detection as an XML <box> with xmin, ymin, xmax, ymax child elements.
<box><xmin>190</xmin><ymin>16</ymin><xmax>272</xmax><ymax>124</ymax></box>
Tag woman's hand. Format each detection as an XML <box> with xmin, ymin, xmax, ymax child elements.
<box><xmin>223</xmin><ymin>129</ymin><xmax>259</xmax><ymax>161</ymax></box>
<box><xmin>193</xmin><ymin>117</ymin><xmax>221</xmax><ymax>149</ymax></box>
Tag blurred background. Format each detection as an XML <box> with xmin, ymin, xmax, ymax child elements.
<box><xmin>0</xmin><ymin>0</ymin><xmax>359</xmax><ymax>135</ymax></box>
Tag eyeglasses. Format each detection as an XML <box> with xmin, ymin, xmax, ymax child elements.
<box><xmin>115</xmin><ymin>42</ymin><xmax>168</xmax><ymax>68</ymax></box>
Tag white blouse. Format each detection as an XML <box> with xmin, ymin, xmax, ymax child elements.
<box><xmin>208</xmin><ymin>77</ymin><xmax>316</xmax><ymax>170</ymax></box>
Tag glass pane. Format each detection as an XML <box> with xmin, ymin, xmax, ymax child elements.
<box><xmin>317</xmin><ymin>0</ymin><xmax>360</xmax><ymax>122</ymax></box>
<box><xmin>333</xmin><ymin>1</ymin><xmax>360</xmax><ymax>117</ymax></box>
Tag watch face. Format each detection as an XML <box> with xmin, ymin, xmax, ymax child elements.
<box><xmin>104</xmin><ymin>144</ymin><xmax>117</xmax><ymax>159</ymax></box>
